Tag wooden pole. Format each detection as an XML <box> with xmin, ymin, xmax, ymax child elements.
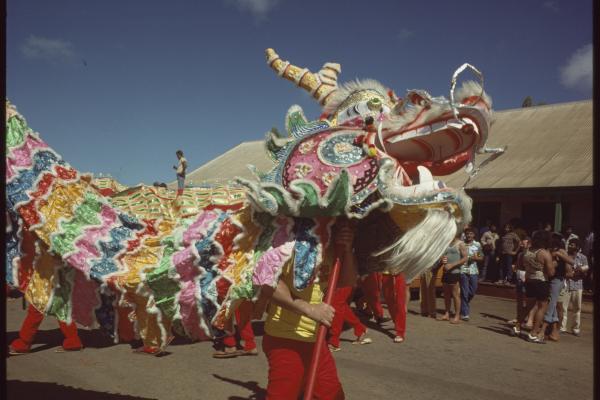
<box><xmin>303</xmin><ymin>256</ymin><xmax>342</xmax><ymax>400</ymax></box>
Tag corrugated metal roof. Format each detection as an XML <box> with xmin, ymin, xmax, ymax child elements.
<box><xmin>442</xmin><ymin>99</ymin><xmax>593</xmax><ymax>189</ymax></box>
<box><xmin>178</xmin><ymin>100</ymin><xmax>592</xmax><ymax>190</ymax></box>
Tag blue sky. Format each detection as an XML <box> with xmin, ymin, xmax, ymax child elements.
<box><xmin>7</xmin><ymin>0</ymin><xmax>593</xmax><ymax>186</ymax></box>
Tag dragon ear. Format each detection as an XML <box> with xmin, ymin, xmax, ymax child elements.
<box><xmin>266</xmin><ymin>48</ymin><xmax>341</xmax><ymax>106</ymax></box>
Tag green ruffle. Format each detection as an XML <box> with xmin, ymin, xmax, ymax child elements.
<box><xmin>47</xmin><ymin>267</ymin><xmax>75</xmax><ymax>322</ymax></box>
<box><xmin>145</xmin><ymin>242</ymin><xmax>180</xmax><ymax>321</ymax></box>
<box><xmin>6</xmin><ymin>115</ymin><xmax>28</xmax><ymax>149</ymax></box>
<box><xmin>239</xmin><ymin>169</ymin><xmax>351</xmax><ymax>218</ymax></box>
<box><xmin>51</xmin><ymin>192</ymin><xmax>103</xmax><ymax>255</ymax></box>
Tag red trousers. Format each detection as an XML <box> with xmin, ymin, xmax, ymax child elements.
<box><xmin>328</xmin><ymin>286</ymin><xmax>366</xmax><ymax>347</ymax></box>
<box><xmin>362</xmin><ymin>272</ymin><xmax>407</xmax><ymax>337</ymax></box>
<box><xmin>262</xmin><ymin>334</ymin><xmax>345</xmax><ymax>400</ymax></box>
<box><xmin>381</xmin><ymin>274</ymin><xmax>407</xmax><ymax>338</ymax></box>
<box><xmin>222</xmin><ymin>301</ymin><xmax>256</xmax><ymax>351</ymax></box>
<box><xmin>11</xmin><ymin>304</ymin><xmax>82</xmax><ymax>352</ymax></box>
<box><xmin>116</xmin><ymin>306</ymin><xmax>135</xmax><ymax>343</ymax></box>
<box><xmin>361</xmin><ymin>272</ymin><xmax>384</xmax><ymax>319</ymax></box>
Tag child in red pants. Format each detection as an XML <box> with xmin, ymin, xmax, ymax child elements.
<box><xmin>258</xmin><ymin>219</ymin><xmax>358</xmax><ymax>399</ymax></box>
<box><xmin>327</xmin><ymin>285</ymin><xmax>371</xmax><ymax>351</ymax></box>
<box><xmin>9</xmin><ymin>304</ymin><xmax>83</xmax><ymax>354</ymax></box>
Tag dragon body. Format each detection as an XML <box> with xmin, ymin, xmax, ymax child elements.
<box><xmin>5</xmin><ymin>49</ymin><xmax>498</xmax><ymax>350</ymax></box>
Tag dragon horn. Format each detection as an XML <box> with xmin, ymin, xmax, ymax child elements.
<box><xmin>265</xmin><ymin>48</ymin><xmax>341</xmax><ymax>106</ymax></box>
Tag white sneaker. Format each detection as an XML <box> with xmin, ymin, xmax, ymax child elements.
<box><xmin>527</xmin><ymin>334</ymin><xmax>546</xmax><ymax>344</ymax></box>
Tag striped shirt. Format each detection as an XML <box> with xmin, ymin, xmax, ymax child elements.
<box><xmin>566</xmin><ymin>252</ymin><xmax>588</xmax><ymax>291</ymax></box>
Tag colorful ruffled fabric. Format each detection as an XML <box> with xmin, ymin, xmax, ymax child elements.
<box><xmin>5</xmin><ymin>100</ymin><xmax>331</xmax><ymax>350</ymax></box>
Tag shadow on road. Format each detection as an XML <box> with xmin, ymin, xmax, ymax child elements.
<box><xmin>478</xmin><ymin>325</ymin><xmax>513</xmax><ymax>337</ymax></box>
<box><xmin>479</xmin><ymin>312</ymin><xmax>510</xmax><ymax>322</ymax></box>
<box><xmin>357</xmin><ymin>319</ymin><xmax>395</xmax><ymax>340</ymax></box>
<box><xmin>212</xmin><ymin>374</ymin><xmax>266</xmax><ymax>400</ymax></box>
<box><xmin>7</xmin><ymin>380</ymin><xmax>157</xmax><ymax>399</ymax></box>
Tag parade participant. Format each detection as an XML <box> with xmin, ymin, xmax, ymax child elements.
<box><xmin>327</xmin><ymin>235</ymin><xmax>372</xmax><ymax>351</ymax></box>
<box><xmin>259</xmin><ymin>220</ymin><xmax>356</xmax><ymax>399</ymax></box>
<box><xmin>9</xmin><ymin>303</ymin><xmax>83</xmax><ymax>355</ymax></box>
<box><xmin>381</xmin><ymin>271</ymin><xmax>408</xmax><ymax>342</ymax></box>
<box><xmin>438</xmin><ymin>235</ymin><xmax>468</xmax><ymax>324</ymax></box>
<box><xmin>459</xmin><ymin>228</ymin><xmax>483</xmax><ymax>321</ymax></box>
<box><xmin>359</xmin><ymin>272</ymin><xmax>389</xmax><ymax>325</ymax></box>
<box><xmin>523</xmin><ymin>231</ymin><xmax>554</xmax><ymax>344</ymax></box>
<box><xmin>559</xmin><ymin>238</ymin><xmax>587</xmax><ymax>336</ymax></box>
<box><xmin>213</xmin><ymin>300</ymin><xmax>258</xmax><ymax>358</ymax></box>
<box><xmin>541</xmin><ymin>234</ymin><xmax>573</xmax><ymax>341</ymax></box>
<box><xmin>173</xmin><ymin>149</ymin><xmax>187</xmax><ymax>195</ymax></box>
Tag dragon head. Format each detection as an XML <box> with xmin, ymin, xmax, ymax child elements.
<box><xmin>239</xmin><ymin>49</ymin><xmax>499</xmax><ymax>279</ymax></box>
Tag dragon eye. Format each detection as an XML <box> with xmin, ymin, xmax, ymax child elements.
<box><xmin>367</xmin><ymin>98</ymin><xmax>382</xmax><ymax>111</ymax></box>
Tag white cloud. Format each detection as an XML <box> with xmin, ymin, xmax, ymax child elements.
<box><xmin>560</xmin><ymin>44</ymin><xmax>592</xmax><ymax>94</ymax></box>
<box><xmin>227</xmin><ymin>0</ymin><xmax>279</xmax><ymax>20</ymax></box>
<box><xmin>543</xmin><ymin>1</ymin><xmax>559</xmax><ymax>13</ymax></box>
<box><xmin>397</xmin><ymin>28</ymin><xmax>414</xmax><ymax>40</ymax></box>
<box><xmin>21</xmin><ymin>35</ymin><xmax>76</xmax><ymax>63</ymax></box>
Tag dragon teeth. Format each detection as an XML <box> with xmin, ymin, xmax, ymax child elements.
<box><xmin>417</xmin><ymin>166</ymin><xmax>434</xmax><ymax>183</ymax></box>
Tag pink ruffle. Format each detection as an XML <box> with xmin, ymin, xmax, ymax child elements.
<box><xmin>178</xmin><ymin>281</ymin><xmax>209</xmax><ymax>341</ymax></box>
<box><xmin>6</xmin><ymin>135</ymin><xmax>50</xmax><ymax>180</ymax></box>
<box><xmin>71</xmin><ymin>270</ymin><xmax>101</xmax><ymax>327</ymax></box>
<box><xmin>182</xmin><ymin>211</ymin><xmax>218</xmax><ymax>246</ymax></box>
<box><xmin>252</xmin><ymin>221</ymin><xmax>295</xmax><ymax>287</ymax></box>
<box><xmin>173</xmin><ymin>247</ymin><xmax>197</xmax><ymax>281</ymax></box>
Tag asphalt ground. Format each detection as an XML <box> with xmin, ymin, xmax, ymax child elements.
<box><xmin>6</xmin><ymin>294</ymin><xmax>594</xmax><ymax>400</ymax></box>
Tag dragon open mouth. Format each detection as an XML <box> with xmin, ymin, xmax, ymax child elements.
<box><xmin>366</xmin><ymin>106</ymin><xmax>489</xmax><ymax>198</ymax></box>
<box><xmin>363</xmin><ymin>96</ymin><xmax>491</xmax><ymax>196</ymax></box>
<box><xmin>384</xmin><ymin>115</ymin><xmax>480</xmax><ymax>160</ymax></box>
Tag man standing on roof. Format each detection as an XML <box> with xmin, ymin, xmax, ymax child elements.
<box><xmin>173</xmin><ymin>150</ymin><xmax>187</xmax><ymax>196</ymax></box>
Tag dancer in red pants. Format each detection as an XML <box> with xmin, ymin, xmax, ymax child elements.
<box><xmin>213</xmin><ymin>300</ymin><xmax>258</xmax><ymax>358</ymax></box>
<box><xmin>360</xmin><ymin>272</ymin><xmax>389</xmax><ymax>324</ymax></box>
<box><xmin>9</xmin><ymin>303</ymin><xmax>83</xmax><ymax>354</ymax></box>
<box><xmin>327</xmin><ymin>284</ymin><xmax>372</xmax><ymax>352</ymax></box>
<box><xmin>381</xmin><ymin>272</ymin><xmax>407</xmax><ymax>343</ymax></box>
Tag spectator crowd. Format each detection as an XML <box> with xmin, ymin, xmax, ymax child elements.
<box><xmin>436</xmin><ymin>219</ymin><xmax>593</xmax><ymax>344</ymax></box>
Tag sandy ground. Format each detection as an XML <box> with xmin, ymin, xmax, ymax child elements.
<box><xmin>6</xmin><ymin>294</ymin><xmax>594</xmax><ymax>400</ymax></box>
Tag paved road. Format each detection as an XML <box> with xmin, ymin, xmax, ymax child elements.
<box><xmin>6</xmin><ymin>294</ymin><xmax>593</xmax><ymax>400</ymax></box>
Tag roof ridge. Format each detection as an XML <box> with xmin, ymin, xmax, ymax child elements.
<box><xmin>195</xmin><ymin>142</ymin><xmax>251</xmax><ymax>169</ymax></box>
<box><xmin>495</xmin><ymin>98</ymin><xmax>592</xmax><ymax>113</ymax></box>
